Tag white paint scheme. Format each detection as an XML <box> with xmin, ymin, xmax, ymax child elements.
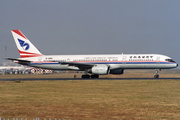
<box><xmin>7</xmin><ymin>30</ymin><xmax>178</xmax><ymax>78</ymax></box>
<box><xmin>24</xmin><ymin>54</ymin><xmax>177</xmax><ymax>70</ymax></box>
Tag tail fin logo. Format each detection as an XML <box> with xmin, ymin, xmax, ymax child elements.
<box><xmin>18</xmin><ymin>39</ymin><xmax>30</xmax><ymax>50</ymax></box>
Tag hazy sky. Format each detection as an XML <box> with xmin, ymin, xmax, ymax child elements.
<box><xmin>0</xmin><ymin>1</ymin><xmax>180</xmax><ymax>65</ymax></box>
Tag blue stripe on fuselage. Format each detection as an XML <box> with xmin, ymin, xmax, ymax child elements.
<box><xmin>29</xmin><ymin>61</ymin><xmax>175</xmax><ymax>65</ymax></box>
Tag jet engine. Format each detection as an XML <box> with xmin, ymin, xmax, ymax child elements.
<box><xmin>91</xmin><ymin>64</ymin><xmax>110</xmax><ymax>75</ymax></box>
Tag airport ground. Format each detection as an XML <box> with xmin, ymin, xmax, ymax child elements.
<box><xmin>0</xmin><ymin>70</ymin><xmax>180</xmax><ymax>119</ymax></box>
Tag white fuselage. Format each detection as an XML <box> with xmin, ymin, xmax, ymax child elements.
<box><xmin>18</xmin><ymin>54</ymin><xmax>178</xmax><ymax>71</ymax></box>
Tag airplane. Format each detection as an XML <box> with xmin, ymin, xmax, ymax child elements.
<box><xmin>6</xmin><ymin>30</ymin><xmax>178</xmax><ymax>78</ymax></box>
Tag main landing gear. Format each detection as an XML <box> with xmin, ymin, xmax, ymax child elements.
<box><xmin>81</xmin><ymin>69</ymin><xmax>99</xmax><ymax>79</ymax></box>
<box><xmin>154</xmin><ymin>69</ymin><xmax>160</xmax><ymax>78</ymax></box>
<box><xmin>81</xmin><ymin>74</ymin><xmax>99</xmax><ymax>79</ymax></box>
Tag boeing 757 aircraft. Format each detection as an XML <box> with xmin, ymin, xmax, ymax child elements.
<box><xmin>6</xmin><ymin>30</ymin><xmax>178</xmax><ymax>78</ymax></box>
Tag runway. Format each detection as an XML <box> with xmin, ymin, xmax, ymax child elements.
<box><xmin>1</xmin><ymin>77</ymin><xmax>180</xmax><ymax>81</ymax></box>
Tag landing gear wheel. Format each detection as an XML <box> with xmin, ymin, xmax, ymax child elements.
<box><xmin>154</xmin><ymin>75</ymin><xmax>159</xmax><ymax>78</ymax></box>
<box><xmin>81</xmin><ymin>75</ymin><xmax>85</xmax><ymax>78</ymax></box>
<box><xmin>154</xmin><ymin>69</ymin><xmax>160</xmax><ymax>78</ymax></box>
<box><xmin>91</xmin><ymin>74</ymin><xmax>99</xmax><ymax>79</ymax></box>
<box><xmin>81</xmin><ymin>69</ymin><xmax>91</xmax><ymax>78</ymax></box>
<box><xmin>81</xmin><ymin>75</ymin><xmax>90</xmax><ymax>78</ymax></box>
<box><xmin>95</xmin><ymin>74</ymin><xmax>99</xmax><ymax>78</ymax></box>
<box><xmin>91</xmin><ymin>75</ymin><xmax>95</xmax><ymax>78</ymax></box>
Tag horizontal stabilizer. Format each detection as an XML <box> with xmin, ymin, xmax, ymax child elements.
<box><xmin>4</xmin><ymin>58</ymin><xmax>31</xmax><ymax>63</ymax></box>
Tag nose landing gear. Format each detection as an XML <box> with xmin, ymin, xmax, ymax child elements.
<box><xmin>154</xmin><ymin>69</ymin><xmax>160</xmax><ymax>78</ymax></box>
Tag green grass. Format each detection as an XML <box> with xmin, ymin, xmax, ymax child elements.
<box><xmin>0</xmin><ymin>79</ymin><xmax>180</xmax><ymax>119</ymax></box>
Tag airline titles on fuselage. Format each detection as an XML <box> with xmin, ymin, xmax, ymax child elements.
<box><xmin>44</xmin><ymin>55</ymin><xmax>155</xmax><ymax>62</ymax></box>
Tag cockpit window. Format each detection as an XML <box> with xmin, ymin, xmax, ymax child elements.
<box><xmin>165</xmin><ymin>59</ymin><xmax>175</xmax><ymax>63</ymax></box>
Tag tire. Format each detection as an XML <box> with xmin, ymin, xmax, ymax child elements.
<box><xmin>154</xmin><ymin>75</ymin><xmax>159</xmax><ymax>78</ymax></box>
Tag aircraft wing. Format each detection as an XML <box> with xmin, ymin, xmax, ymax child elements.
<box><xmin>56</xmin><ymin>61</ymin><xmax>94</xmax><ymax>69</ymax></box>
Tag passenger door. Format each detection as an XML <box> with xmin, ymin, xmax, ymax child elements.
<box><xmin>38</xmin><ymin>57</ymin><xmax>42</xmax><ymax>65</ymax></box>
<box><xmin>122</xmin><ymin>56</ymin><xmax>126</xmax><ymax>64</ymax></box>
<box><xmin>156</xmin><ymin>56</ymin><xmax>160</xmax><ymax>64</ymax></box>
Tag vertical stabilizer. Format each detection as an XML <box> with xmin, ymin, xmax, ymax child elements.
<box><xmin>11</xmin><ymin>30</ymin><xmax>43</xmax><ymax>58</ymax></box>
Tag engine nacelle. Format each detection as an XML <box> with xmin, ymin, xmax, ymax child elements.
<box><xmin>110</xmin><ymin>69</ymin><xmax>124</xmax><ymax>74</ymax></box>
<box><xmin>91</xmin><ymin>65</ymin><xmax>110</xmax><ymax>75</ymax></box>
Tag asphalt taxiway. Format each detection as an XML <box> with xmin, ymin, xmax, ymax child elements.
<box><xmin>1</xmin><ymin>77</ymin><xmax>180</xmax><ymax>81</ymax></box>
